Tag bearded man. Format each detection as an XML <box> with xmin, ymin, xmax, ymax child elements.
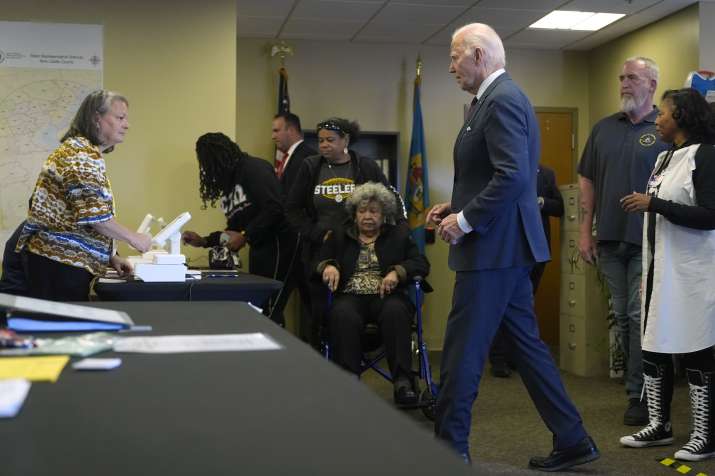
<box><xmin>577</xmin><ymin>57</ymin><xmax>668</xmax><ymax>426</ymax></box>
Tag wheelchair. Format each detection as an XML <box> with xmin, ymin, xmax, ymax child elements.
<box><xmin>322</xmin><ymin>276</ymin><xmax>437</xmax><ymax>419</ymax></box>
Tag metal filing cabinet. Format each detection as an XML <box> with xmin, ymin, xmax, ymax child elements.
<box><xmin>558</xmin><ymin>184</ymin><xmax>610</xmax><ymax>376</ymax></box>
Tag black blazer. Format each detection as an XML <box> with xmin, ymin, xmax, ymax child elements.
<box><xmin>280</xmin><ymin>141</ymin><xmax>316</xmax><ymax>198</ymax></box>
<box><xmin>315</xmin><ymin>223</ymin><xmax>429</xmax><ymax>293</ymax></box>
<box><xmin>536</xmin><ymin>165</ymin><xmax>564</xmax><ymax>247</ymax></box>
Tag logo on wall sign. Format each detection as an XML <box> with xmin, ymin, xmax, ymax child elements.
<box><xmin>639</xmin><ymin>133</ymin><xmax>657</xmax><ymax>146</ymax></box>
<box><xmin>0</xmin><ymin>50</ymin><xmax>5</xmax><ymax>64</ymax></box>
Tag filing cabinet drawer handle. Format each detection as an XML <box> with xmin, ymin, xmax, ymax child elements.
<box><xmin>569</xmin><ymin>300</ymin><xmax>576</xmax><ymax>307</ymax></box>
<box><xmin>568</xmin><ymin>215</ymin><xmax>576</xmax><ymax>222</ymax></box>
<box><xmin>568</xmin><ymin>343</ymin><xmax>577</xmax><ymax>350</ymax></box>
<box><xmin>569</xmin><ymin>324</ymin><xmax>575</xmax><ymax>332</ymax></box>
<box><xmin>569</xmin><ymin>282</ymin><xmax>576</xmax><ymax>290</ymax></box>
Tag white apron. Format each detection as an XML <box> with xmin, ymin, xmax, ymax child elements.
<box><xmin>642</xmin><ymin>143</ymin><xmax>715</xmax><ymax>353</ymax></box>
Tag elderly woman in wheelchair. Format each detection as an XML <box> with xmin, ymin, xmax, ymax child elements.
<box><xmin>315</xmin><ymin>182</ymin><xmax>430</xmax><ymax>406</ymax></box>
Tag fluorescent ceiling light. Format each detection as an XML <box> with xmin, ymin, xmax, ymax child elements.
<box><xmin>530</xmin><ymin>10</ymin><xmax>625</xmax><ymax>31</ymax></box>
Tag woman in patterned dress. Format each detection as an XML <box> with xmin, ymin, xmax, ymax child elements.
<box><xmin>16</xmin><ymin>90</ymin><xmax>151</xmax><ymax>301</ymax></box>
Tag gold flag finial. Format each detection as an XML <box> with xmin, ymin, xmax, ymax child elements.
<box><xmin>270</xmin><ymin>41</ymin><xmax>294</xmax><ymax>66</ymax></box>
<box><xmin>416</xmin><ymin>55</ymin><xmax>423</xmax><ymax>78</ymax></box>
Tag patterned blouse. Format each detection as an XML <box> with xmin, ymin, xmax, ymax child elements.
<box><xmin>343</xmin><ymin>242</ymin><xmax>382</xmax><ymax>295</ymax></box>
<box><xmin>16</xmin><ymin>136</ymin><xmax>115</xmax><ymax>275</ymax></box>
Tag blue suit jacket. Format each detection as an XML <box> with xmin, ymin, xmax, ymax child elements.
<box><xmin>449</xmin><ymin>73</ymin><xmax>549</xmax><ymax>272</ymax></box>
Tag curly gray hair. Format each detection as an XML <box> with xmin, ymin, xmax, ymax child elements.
<box><xmin>345</xmin><ymin>182</ymin><xmax>397</xmax><ymax>220</ymax></box>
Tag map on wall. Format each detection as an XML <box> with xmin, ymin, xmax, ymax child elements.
<box><xmin>0</xmin><ymin>21</ymin><xmax>102</xmax><ymax>259</ymax></box>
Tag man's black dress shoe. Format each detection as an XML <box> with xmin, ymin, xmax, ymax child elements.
<box><xmin>528</xmin><ymin>436</ymin><xmax>600</xmax><ymax>472</ymax></box>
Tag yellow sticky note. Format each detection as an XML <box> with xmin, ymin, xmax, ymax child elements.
<box><xmin>0</xmin><ymin>356</ymin><xmax>70</xmax><ymax>382</ymax></box>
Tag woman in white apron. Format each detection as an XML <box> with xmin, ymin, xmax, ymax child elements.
<box><xmin>619</xmin><ymin>88</ymin><xmax>715</xmax><ymax>461</ymax></box>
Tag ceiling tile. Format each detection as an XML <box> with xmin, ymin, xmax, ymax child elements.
<box><xmin>425</xmin><ymin>21</ymin><xmax>524</xmax><ymax>46</ymax></box>
<box><xmin>389</xmin><ymin>0</ymin><xmax>473</xmax><ymax>5</ymax></box>
<box><xmin>281</xmin><ymin>18</ymin><xmax>364</xmax><ymax>39</ymax></box>
<box><xmin>369</xmin><ymin>3</ymin><xmax>467</xmax><ymax>25</ymax></box>
<box><xmin>291</xmin><ymin>0</ymin><xmax>384</xmax><ymax>22</ymax></box>
<box><xmin>505</xmin><ymin>28</ymin><xmax>591</xmax><ymax>49</ymax></box>
<box><xmin>237</xmin><ymin>16</ymin><xmax>284</xmax><ymax>37</ymax></box>
<box><xmin>474</xmin><ymin>0</ymin><xmax>566</xmax><ymax>10</ymax></box>
<box><xmin>237</xmin><ymin>0</ymin><xmax>296</xmax><ymax>18</ymax></box>
<box><xmin>356</xmin><ymin>21</ymin><xmax>443</xmax><ymax>41</ymax></box>
<box><xmin>459</xmin><ymin>7</ymin><xmax>548</xmax><ymax>27</ymax></box>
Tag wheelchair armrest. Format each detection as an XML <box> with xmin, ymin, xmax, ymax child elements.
<box><xmin>411</xmin><ymin>276</ymin><xmax>433</xmax><ymax>293</ymax></box>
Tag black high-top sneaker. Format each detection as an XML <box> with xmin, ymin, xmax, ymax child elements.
<box><xmin>621</xmin><ymin>359</ymin><xmax>674</xmax><ymax>448</ymax></box>
<box><xmin>675</xmin><ymin>369</ymin><xmax>715</xmax><ymax>461</ymax></box>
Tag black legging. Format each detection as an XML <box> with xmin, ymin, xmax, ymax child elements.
<box><xmin>643</xmin><ymin>348</ymin><xmax>715</xmax><ymax>373</ymax></box>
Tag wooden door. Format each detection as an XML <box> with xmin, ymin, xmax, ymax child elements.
<box><xmin>535</xmin><ymin>110</ymin><xmax>575</xmax><ymax>346</ymax></box>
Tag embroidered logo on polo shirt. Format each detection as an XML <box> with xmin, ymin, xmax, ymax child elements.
<box><xmin>639</xmin><ymin>133</ymin><xmax>657</xmax><ymax>146</ymax></box>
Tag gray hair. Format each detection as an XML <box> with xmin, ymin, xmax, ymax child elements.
<box><xmin>345</xmin><ymin>182</ymin><xmax>397</xmax><ymax>220</ymax></box>
<box><xmin>624</xmin><ymin>56</ymin><xmax>659</xmax><ymax>82</ymax></box>
<box><xmin>452</xmin><ymin>23</ymin><xmax>506</xmax><ymax>71</ymax></box>
<box><xmin>61</xmin><ymin>89</ymin><xmax>128</xmax><ymax>153</ymax></box>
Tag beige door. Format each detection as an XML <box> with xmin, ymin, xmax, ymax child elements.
<box><xmin>535</xmin><ymin>110</ymin><xmax>575</xmax><ymax>346</ymax></box>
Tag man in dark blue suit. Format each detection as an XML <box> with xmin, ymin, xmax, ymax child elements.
<box><xmin>427</xmin><ymin>23</ymin><xmax>599</xmax><ymax>471</ymax></box>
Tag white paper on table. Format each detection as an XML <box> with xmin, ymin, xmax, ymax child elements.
<box><xmin>114</xmin><ymin>333</ymin><xmax>283</xmax><ymax>353</ymax></box>
<box><xmin>72</xmin><ymin>358</ymin><xmax>122</xmax><ymax>370</ymax></box>
<box><xmin>0</xmin><ymin>379</ymin><xmax>31</xmax><ymax>418</ymax></box>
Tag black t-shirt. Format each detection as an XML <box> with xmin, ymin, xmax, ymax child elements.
<box><xmin>313</xmin><ymin>161</ymin><xmax>355</xmax><ymax>232</ymax></box>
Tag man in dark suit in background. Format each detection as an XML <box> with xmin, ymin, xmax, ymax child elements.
<box><xmin>426</xmin><ymin>23</ymin><xmax>598</xmax><ymax>471</ymax></box>
<box><xmin>272</xmin><ymin>112</ymin><xmax>316</xmax><ymax>197</ymax></box>
<box><xmin>532</xmin><ymin>164</ymin><xmax>564</xmax><ymax>292</ymax></box>
<box><xmin>271</xmin><ymin>112</ymin><xmax>318</xmax><ymax>346</ymax></box>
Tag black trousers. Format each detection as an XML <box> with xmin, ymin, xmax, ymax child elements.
<box><xmin>26</xmin><ymin>252</ymin><xmax>93</xmax><ymax>301</ymax></box>
<box><xmin>329</xmin><ymin>292</ymin><xmax>414</xmax><ymax>381</ymax></box>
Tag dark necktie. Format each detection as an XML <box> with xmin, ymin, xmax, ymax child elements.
<box><xmin>465</xmin><ymin>96</ymin><xmax>478</xmax><ymax>122</ymax></box>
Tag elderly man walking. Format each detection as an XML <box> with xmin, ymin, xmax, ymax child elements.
<box><xmin>427</xmin><ymin>23</ymin><xmax>599</xmax><ymax>471</ymax></box>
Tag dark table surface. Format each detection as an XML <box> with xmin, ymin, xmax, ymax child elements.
<box><xmin>93</xmin><ymin>272</ymin><xmax>283</xmax><ymax>306</ymax></box>
<box><xmin>1</xmin><ymin>301</ymin><xmax>472</xmax><ymax>476</ymax></box>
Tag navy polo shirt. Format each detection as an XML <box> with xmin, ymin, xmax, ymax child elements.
<box><xmin>578</xmin><ymin>108</ymin><xmax>668</xmax><ymax>245</ymax></box>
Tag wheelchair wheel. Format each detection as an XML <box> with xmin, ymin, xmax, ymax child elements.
<box><xmin>420</xmin><ymin>388</ymin><xmax>436</xmax><ymax>421</ymax></box>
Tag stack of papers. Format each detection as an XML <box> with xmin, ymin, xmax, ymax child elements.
<box><xmin>0</xmin><ymin>379</ymin><xmax>31</xmax><ymax>418</ymax></box>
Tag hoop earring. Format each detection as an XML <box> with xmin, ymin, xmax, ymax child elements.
<box><xmin>343</xmin><ymin>147</ymin><xmax>348</xmax><ymax>154</ymax></box>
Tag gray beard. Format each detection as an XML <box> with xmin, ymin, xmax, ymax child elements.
<box><xmin>620</xmin><ymin>95</ymin><xmax>638</xmax><ymax>113</ymax></box>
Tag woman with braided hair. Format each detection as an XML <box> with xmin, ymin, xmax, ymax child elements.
<box><xmin>182</xmin><ymin>132</ymin><xmax>297</xmax><ymax>326</ymax></box>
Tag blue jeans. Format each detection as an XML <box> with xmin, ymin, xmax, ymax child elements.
<box><xmin>597</xmin><ymin>241</ymin><xmax>643</xmax><ymax>399</ymax></box>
